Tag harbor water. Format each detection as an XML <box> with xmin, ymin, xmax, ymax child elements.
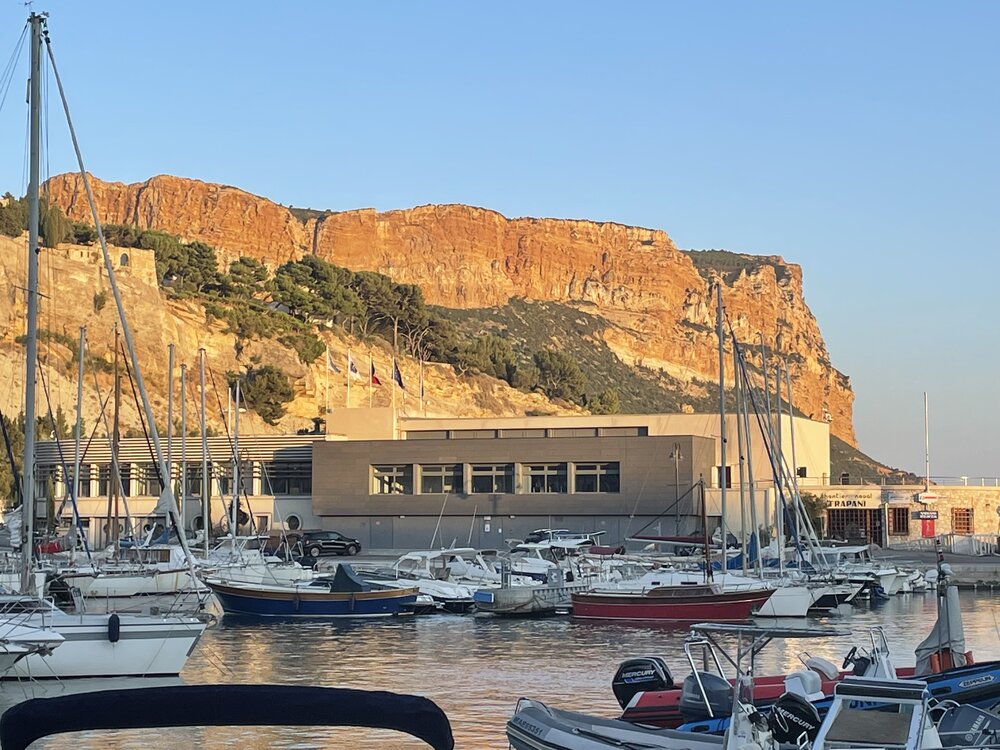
<box><xmin>4</xmin><ymin>590</ymin><xmax>1000</xmax><ymax>748</ymax></box>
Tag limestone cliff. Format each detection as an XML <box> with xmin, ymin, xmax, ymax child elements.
<box><xmin>45</xmin><ymin>172</ymin><xmax>856</xmax><ymax>444</ymax></box>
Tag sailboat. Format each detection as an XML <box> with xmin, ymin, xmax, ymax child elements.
<box><xmin>0</xmin><ymin>12</ymin><xmax>206</xmax><ymax>678</ymax></box>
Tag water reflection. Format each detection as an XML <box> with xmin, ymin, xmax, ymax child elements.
<box><xmin>4</xmin><ymin>591</ymin><xmax>999</xmax><ymax>749</ymax></box>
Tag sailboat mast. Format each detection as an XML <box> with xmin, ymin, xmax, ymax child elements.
<box><xmin>733</xmin><ymin>343</ymin><xmax>748</xmax><ymax>576</ymax></box>
<box><xmin>111</xmin><ymin>328</ymin><xmax>122</xmax><ymax>547</ymax></box>
<box><xmin>924</xmin><ymin>392</ymin><xmax>931</xmax><ymax>492</ymax></box>
<box><xmin>716</xmin><ymin>283</ymin><xmax>727</xmax><ymax>566</ymax></box>
<box><xmin>20</xmin><ymin>13</ymin><xmax>45</xmax><ymax>594</ymax></box>
<box><xmin>180</xmin><ymin>363</ymin><xmax>187</xmax><ymax>539</ymax></box>
<box><xmin>231</xmin><ymin>379</ymin><xmax>240</xmax><ymax>534</ymax></box>
<box><xmin>199</xmin><ymin>349</ymin><xmax>209</xmax><ymax>554</ymax></box>
<box><xmin>44</xmin><ymin>35</ymin><xmax>197</xmax><ymax>572</ymax></box>
<box><xmin>70</xmin><ymin>327</ymin><xmax>86</xmax><ymax>561</ymax></box>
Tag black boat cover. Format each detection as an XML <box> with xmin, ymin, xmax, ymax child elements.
<box><xmin>329</xmin><ymin>563</ymin><xmax>371</xmax><ymax>592</ymax></box>
<box><xmin>0</xmin><ymin>684</ymin><xmax>454</xmax><ymax>750</ymax></box>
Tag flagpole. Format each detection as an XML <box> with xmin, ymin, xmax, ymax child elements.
<box><xmin>346</xmin><ymin>349</ymin><xmax>351</xmax><ymax>408</ymax></box>
<box><xmin>392</xmin><ymin>357</ymin><xmax>397</xmax><ymax>416</ymax></box>
<box><xmin>324</xmin><ymin>345</ymin><xmax>330</xmax><ymax>415</ymax></box>
<box><xmin>369</xmin><ymin>351</ymin><xmax>373</xmax><ymax>409</ymax></box>
<box><xmin>420</xmin><ymin>359</ymin><xmax>426</xmax><ymax>417</ymax></box>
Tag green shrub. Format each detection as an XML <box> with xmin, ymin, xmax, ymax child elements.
<box><xmin>229</xmin><ymin>365</ymin><xmax>293</xmax><ymax>425</ymax></box>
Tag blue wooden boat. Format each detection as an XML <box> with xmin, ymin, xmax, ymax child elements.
<box><xmin>202</xmin><ymin>564</ymin><xmax>418</xmax><ymax>618</ymax></box>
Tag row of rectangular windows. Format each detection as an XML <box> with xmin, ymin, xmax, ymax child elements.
<box><xmin>405</xmin><ymin>427</ymin><xmax>648</xmax><ymax>440</ymax></box>
<box><xmin>371</xmin><ymin>462</ymin><xmax>621</xmax><ymax>496</ymax></box>
<box><xmin>40</xmin><ymin>461</ymin><xmax>312</xmax><ymax>498</ymax></box>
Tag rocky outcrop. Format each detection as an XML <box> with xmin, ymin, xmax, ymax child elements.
<box><xmin>44</xmin><ymin>172</ymin><xmax>856</xmax><ymax>444</ymax></box>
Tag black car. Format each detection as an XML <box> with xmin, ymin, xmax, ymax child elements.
<box><xmin>299</xmin><ymin>530</ymin><xmax>362</xmax><ymax>558</ymax></box>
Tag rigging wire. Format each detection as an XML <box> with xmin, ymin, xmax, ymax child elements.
<box><xmin>0</xmin><ymin>24</ymin><xmax>28</xmax><ymax>119</ymax></box>
<box><xmin>35</xmin><ymin>359</ymin><xmax>92</xmax><ymax>561</ymax></box>
<box><xmin>206</xmin><ymin>366</ymin><xmax>258</xmax><ymax>535</ymax></box>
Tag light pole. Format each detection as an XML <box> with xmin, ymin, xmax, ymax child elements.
<box><xmin>670</xmin><ymin>443</ymin><xmax>682</xmax><ymax>532</ymax></box>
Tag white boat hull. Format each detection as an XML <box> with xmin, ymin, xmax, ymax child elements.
<box><xmin>754</xmin><ymin>584</ymin><xmax>812</xmax><ymax>618</ymax></box>
<box><xmin>3</xmin><ymin>613</ymin><xmax>205</xmax><ymax>679</ymax></box>
<box><xmin>74</xmin><ymin>570</ymin><xmax>205</xmax><ymax>598</ymax></box>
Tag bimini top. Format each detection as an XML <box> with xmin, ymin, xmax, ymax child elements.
<box><xmin>0</xmin><ymin>684</ymin><xmax>454</xmax><ymax>750</ymax></box>
<box><xmin>690</xmin><ymin>622</ymin><xmax>852</xmax><ymax>639</ymax></box>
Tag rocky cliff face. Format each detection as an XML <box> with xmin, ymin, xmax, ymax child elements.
<box><xmin>45</xmin><ymin>172</ymin><xmax>856</xmax><ymax>444</ymax></box>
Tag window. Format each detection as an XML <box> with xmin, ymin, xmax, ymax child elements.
<box><xmin>500</xmin><ymin>429</ymin><xmax>546</xmax><ymax>439</ymax></box>
<box><xmin>797</xmin><ymin>466</ymin><xmax>808</xmax><ymax>479</ymax></box>
<box><xmin>119</xmin><ymin>464</ymin><xmax>132</xmax><ymax>497</ymax></box>
<box><xmin>451</xmin><ymin>430</ymin><xmax>498</xmax><ymax>439</ymax></box>
<box><xmin>75</xmin><ymin>465</ymin><xmax>92</xmax><ymax>497</ymax></box>
<box><xmin>574</xmin><ymin>462</ymin><xmax>620</xmax><ymax>493</ymax></box>
<box><xmin>372</xmin><ymin>465</ymin><xmax>413</xmax><ymax>495</ymax></box>
<box><xmin>470</xmin><ymin>464</ymin><xmax>513</xmax><ymax>494</ymax></box>
<box><xmin>255</xmin><ymin>515</ymin><xmax>270</xmax><ymax>533</ymax></box>
<box><xmin>217</xmin><ymin>461</ymin><xmax>253</xmax><ymax>497</ymax></box>
<box><xmin>549</xmin><ymin>428</ymin><xmax>598</xmax><ymax>438</ymax></box>
<box><xmin>406</xmin><ymin>430</ymin><xmax>448</xmax><ymax>440</ymax></box>
<box><xmin>183</xmin><ymin>464</ymin><xmax>207</xmax><ymax>498</ymax></box>
<box><xmin>952</xmin><ymin>508</ymin><xmax>974</xmax><ymax>535</ymax></box>
<box><xmin>286</xmin><ymin>514</ymin><xmax>302</xmax><ymax>531</ymax></box>
<box><xmin>140</xmin><ymin>463</ymin><xmax>162</xmax><ymax>496</ymax></box>
<box><xmin>263</xmin><ymin>462</ymin><xmax>312</xmax><ymax>495</ymax></box>
<box><xmin>716</xmin><ymin>466</ymin><xmax>732</xmax><ymax>489</ymax></box>
<box><xmin>420</xmin><ymin>464</ymin><xmax>463</xmax><ymax>494</ymax></box>
<box><xmin>888</xmin><ymin>507</ymin><xmax>910</xmax><ymax>536</ymax></box>
<box><xmin>598</xmin><ymin>427</ymin><xmax>647</xmax><ymax>437</ymax></box>
<box><xmin>525</xmin><ymin>463</ymin><xmax>568</xmax><ymax>494</ymax></box>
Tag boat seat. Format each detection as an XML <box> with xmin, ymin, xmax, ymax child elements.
<box><xmin>784</xmin><ymin>670</ymin><xmax>824</xmax><ymax>702</ymax></box>
<box><xmin>804</xmin><ymin>656</ymin><xmax>840</xmax><ymax>681</ymax></box>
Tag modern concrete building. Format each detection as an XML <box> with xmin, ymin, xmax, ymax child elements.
<box><xmin>31</xmin><ymin>408</ymin><xmax>835</xmax><ymax>550</ymax></box>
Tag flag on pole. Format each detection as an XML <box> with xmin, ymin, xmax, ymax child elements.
<box><xmin>326</xmin><ymin>348</ymin><xmax>341</xmax><ymax>373</ymax></box>
<box><xmin>392</xmin><ymin>358</ymin><xmax>405</xmax><ymax>390</ymax></box>
<box><xmin>370</xmin><ymin>360</ymin><xmax>382</xmax><ymax>386</ymax></box>
<box><xmin>347</xmin><ymin>352</ymin><xmax>362</xmax><ymax>380</ymax></box>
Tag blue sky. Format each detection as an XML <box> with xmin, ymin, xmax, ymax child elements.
<box><xmin>1</xmin><ymin>2</ymin><xmax>997</xmax><ymax>477</ymax></box>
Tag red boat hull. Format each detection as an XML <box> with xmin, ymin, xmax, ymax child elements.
<box><xmin>621</xmin><ymin>666</ymin><xmax>919</xmax><ymax>728</ymax></box>
<box><xmin>571</xmin><ymin>587</ymin><xmax>774</xmax><ymax>622</ymax></box>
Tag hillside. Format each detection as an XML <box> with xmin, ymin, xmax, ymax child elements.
<box><xmin>44</xmin><ymin>172</ymin><xmax>857</xmax><ymax>446</ymax></box>
<box><xmin>0</xmin><ymin>234</ymin><xmax>577</xmax><ymax>439</ymax></box>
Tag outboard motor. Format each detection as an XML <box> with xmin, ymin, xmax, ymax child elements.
<box><xmin>679</xmin><ymin>672</ymin><xmax>732</xmax><ymax>722</ymax></box>
<box><xmin>937</xmin><ymin>704</ymin><xmax>1000</xmax><ymax>747</ymax></box>
<box><xmin>767</xmin><ymin>692</ymin><xmax>821</xmax><ymax>744</ymax></box>
<box><xmin>612</xmin><ymin>657</ymin><xmax>673</xmax><ymax>708</ymax></box>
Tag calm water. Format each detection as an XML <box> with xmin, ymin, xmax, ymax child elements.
<box><xmin>4</xmin><ymin>591</ymin><xmax>1000</xmax><ymax>749</ymax></box>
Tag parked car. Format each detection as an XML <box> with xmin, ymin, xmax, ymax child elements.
<box><xmin>299</xmin><ymin>530</ymin><xmax>362</xmax><ymax>558</ymax></box>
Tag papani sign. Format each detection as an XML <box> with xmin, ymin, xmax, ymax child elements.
<box><xmin>826</xmin><ymin>498</ymin><xmax>882</xmax><ymax>509</ymax></box>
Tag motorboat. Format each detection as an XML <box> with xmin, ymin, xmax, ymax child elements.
<box><xmin>619</xmin><ymin>566</ymin><xmax>1000</xmax><ymax>732</ymax></box>
<box><xmin>572</xmin><ymin>580</ymin><xmax>774</xmax><ymax>622</ymax></box>
<box><xmin>58</xmin><ymin>543</ymin><xmax>204</xmax><ymax>598</ymax></box>
<box><xmin>357</xmin><ymin>550</ymin><xmax>477</xmax><ymax>614</ymax></box>
<box><xmin>0</xmin><ymin>595</ymin><xmax>205</xmax><ymax>679</ymax></box>
<box><xmin>202</xmin><ymin>563</ymin><xmax>417</xmax><ymax>618</ymax></box>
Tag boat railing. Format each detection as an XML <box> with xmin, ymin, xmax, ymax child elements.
<box><xmin>682</xmin><ymin>637</ymin><xmax>728</xmax><ymax>718</ymax></box>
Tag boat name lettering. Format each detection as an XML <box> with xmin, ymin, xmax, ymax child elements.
<box><xmin>958</xmin><ymin>675</ymin><xmax>995</xmax><ymax>689</ymax></box>
<box><xmin>510</xmin><ymin>716</ymin><xmax>545</xmax><ymax>737</ymax></box>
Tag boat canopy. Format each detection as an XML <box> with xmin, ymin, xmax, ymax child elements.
<box><xmin>0</xmin><ymin>684</ymin><xmax>455</xmax><ymax>750</ymax></box>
